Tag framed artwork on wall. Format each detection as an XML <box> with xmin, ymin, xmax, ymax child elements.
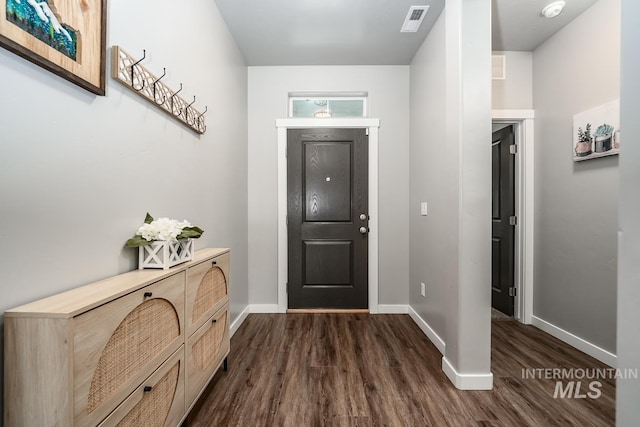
<box><xmin>573</xmin><ymin>99</ymin><xmax>620</xmax><ymax>162</ymax></box>
<box><xmin>0</xmin><ymin>0</ymin><xmax>106</xmax><ymax>95</ymax></box>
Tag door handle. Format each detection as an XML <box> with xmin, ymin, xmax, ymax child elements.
<box><xmin>359</xmin><ymin>226</ymin><xmax>368</xmax><ymax>234</ymax></box>
<box><xmin>359</xmin><ymin>213</ymin><xmax>368</xmax><ymax>221</ymax></box>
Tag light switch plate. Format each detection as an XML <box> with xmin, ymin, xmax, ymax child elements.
<box><xmin>420</xmin><ymin>202</ymin><xmax>428</xmax><ymax>216</ymax></box>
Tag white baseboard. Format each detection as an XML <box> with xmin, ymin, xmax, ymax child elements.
<box><xmin>230</xmin><ymin>305</ymin><xmax>250</xmax><ymax>337</ymax></box>
<box><xmin>531</xmin><ymin>315</ymin><xmax>617</xmax><ymax>367</ymax></box>
<box><xmin>378</xmin><ymin>304</ymin><xmax>409</xmax><ymax>314</ymax></box>
<box><xmin>249</xmin><ymin>304</ymin><xmax>280</xmax><ymax>313</ymax></box>
<box><xmin>442</xmin><ymin>356</ymin><xmax>493</xmax><ymax>390</ymax></box>
<box><xmin>407</xmin><ymin>305</ymin><xmax>446</xmax><ymax>355</ymax></box>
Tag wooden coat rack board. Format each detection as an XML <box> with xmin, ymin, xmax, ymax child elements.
<box><xmin>111</xmin><ymin>46</ymin><xmax>207</xmax><ymax>134</ymax></box>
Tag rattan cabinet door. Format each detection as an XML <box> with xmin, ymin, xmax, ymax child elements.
<box><xmin>185</xmin><ymin>303</ymin><xmax>230</xmax><ymax>406</ymax></box>
<box><xmin>98</xmin><ymin>346</ymin><xmax>185</xmax><ymax>427</ymax></box>
<box><xmin>186</xmin><ymin>252</ymin><xmax>229</xmax><ymax>336</ymax></box>
<box><xmin>73</xmin><ymin>272</ymin><xmax>185</xmax><ymax>427</ymax></box>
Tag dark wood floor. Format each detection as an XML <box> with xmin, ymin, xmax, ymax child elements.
<box><xmin>187</xmin><ymin>314</ymin><xmax>615</xmax><ymax>426</ymax></box>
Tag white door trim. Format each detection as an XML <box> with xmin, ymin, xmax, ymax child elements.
<box><xmin>492</xmin><ymin>110</ymin><xmax>535</xmax><ymax>324</ymax></box>
<box><xmin>276</xmin><ymin>118</ymin><xmax>381</xmax><ymax>313</ymax></box>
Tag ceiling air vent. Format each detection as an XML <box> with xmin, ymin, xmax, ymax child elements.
<box><xmin>401</xmin><ymin>6</ymin><xmax>430</xmax><ymax>33</ymax></box>
<box><xmin>492</xmin><ymin>55</ymin><xmax>506</xmax><ymax>80</ymax></box>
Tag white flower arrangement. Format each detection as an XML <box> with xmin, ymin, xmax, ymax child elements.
<box><xmin>125</xmin><ymin>213</ymin><xmax>204</xmax><ymax>248</ymax></box>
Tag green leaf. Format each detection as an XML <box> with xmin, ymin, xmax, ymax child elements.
<box><xmin>144</xmin><ymin>213</ymin><xmax>154</xmax><ymax>224</ymax></box>
<box><xmin>125</xmin><ymin>235</ymin><xmax>152</xmax><ymax>248</ymax></box>
<box><xmin>178</xmin><ymin>230</ymin><xmax>199</xmax><ymax>239</ymax></box>
<box><xmin>177</xmin><ymin>226</ymin><xmax>204</xmax><ymax>240</ymax></box>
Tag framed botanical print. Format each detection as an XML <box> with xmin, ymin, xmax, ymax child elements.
<box><xmin>573</xmin><ymin>99</ymin><xmax>620</xmax><ymax>162</ymax></box>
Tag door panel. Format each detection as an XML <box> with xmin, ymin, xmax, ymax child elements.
<box><xmin>492</xmin><ymin>145</ymin><xmax>501</xmax><ymax>217</ymax></box>
<box><xmin>305</xmin><ymin>143</ymin><xmax>351</xmax><ymax>222</ymax></box>
<box><xmin>491</xmin><ymin>125</ymin><xmax>515</xmax><ymax>316</ymax></box>
<box><xmin>491</xmin><ymin>237</ymin><xmax>502</xmax><ymax>297</ymax></box>
<box><xmin>288</xmin><ymin>128</ymin><xmax>368</xmax><ymax>309</ymax></box>
<box><xmin>304</xmin><ymin>241</ymin><xmax>352</xmax><ymax>286</ymax></box>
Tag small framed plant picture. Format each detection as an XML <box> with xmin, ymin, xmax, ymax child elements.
<box><xmin>573</xmin><ymin>99</ymin><xmax>620</xmax><ymax>162</ymax></box>
<box><xmin>0</xmin><ymin>0</ymin><xmax>107</xmax><ymax>95</ymax></box>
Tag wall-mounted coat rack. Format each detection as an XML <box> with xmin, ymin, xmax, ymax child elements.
<box><xmin>111</xmin><ymin>46</ymin><xmax>207</xmax><ymax>134</ymax></box>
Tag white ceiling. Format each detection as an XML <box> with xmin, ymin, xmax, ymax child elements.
<box><xmin>492</xmin><ymin>0</ymin><xmax>599</xmax><ymax>51</ymax></box>
<box><xmin>214</xmin><ymin>0</ymin><xmax>445</xmax><ymax>65</ymax></box>
<box><xmin>214</xmin><ymin>0</ymin><xmax>601</xmax><ymax>66</ymax></box>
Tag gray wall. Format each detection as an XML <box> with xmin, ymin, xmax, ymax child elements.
<box><xmin>247</xmin><ymin>66</ymin><xmax>410</xmax><ymax>306</ymax></box>
<box><xmin>0</xmin><ymin>0</ymin><xmax>248</xmax><ymax>420</ymax></box>
<box><xmin>492</xmin><ymin>51</ymin><xmax>533</xmax><ymax>110</ymax></box>
<box><xmin>409</xmin><ymin>10</ymin><xmax>449</xmax><ymax>342</ymax></box>
<box><xmin>443</xmin><ymin>0</ymin><xmax>492</xmax><ymax>378</ymax></box>
<box><xmin>532</xmin><ymin>0</ymin><xmax>619</xmax><ymax>353</ymax></box>
<box><xmin>409</xmin><ymin>0</ymin><xmax>492</xmax><ymax>384</ymax></box>
<box><xmin>617</xmin><ymin>0</ymin><xmax>640</xmax><ymax>423</ymax></box>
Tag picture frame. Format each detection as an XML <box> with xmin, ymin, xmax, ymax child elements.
<box><xmin>573</xmin><ymin>99</ymin><xmax>620</xmax><ymax>162</ymax></box>
<box><xmin>0</xmin><ymin>0</ymin><xmax>107</xmax><ymax>95</ymax></box>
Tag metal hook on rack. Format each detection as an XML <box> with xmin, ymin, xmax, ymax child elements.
<box><xmin>197</xmin><ymin>106</ymin><xmax>208</xmax><ymax>133</ymax></box>
<box><xmin>130</xmin><ymin>49</ymin><xmax>146</xmax><ymax>91</ymax></box>
<box><xmin>170</xmin><ymin>83</ymin><xmax>183</xmax><ymax>117</ymax></box>
<box><xmin>186</xmin><ymin>96</ymin><xmax>197</xmax><ymax>125</ymax></box>
<box><xmin>152</xmin><ymin>67</ymin><xmax>167</xmax><ymax>106</ymax></box>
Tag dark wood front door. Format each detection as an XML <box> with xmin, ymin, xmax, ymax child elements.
<box><xmin>287</xmin><ymin>128</ymin><xmax>368</xmax><ymax>309</ymax></box>
<box><xmin>492</xmin><ymin>125</ymin><xmax>515</xmax><ymax>316</ymax></box>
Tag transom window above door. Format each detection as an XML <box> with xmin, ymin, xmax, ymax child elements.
<box><xmin>288</xmin><ymin>92</ymin><xmax>368</xmax><ymax>118</ymax></box>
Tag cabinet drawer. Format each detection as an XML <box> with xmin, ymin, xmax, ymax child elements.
<box><xmin>186</xmin><ymin>252</ymin><xmax>229</xmax><ymax>335</ymax></box>
<box><xmin>98</xmin><ymin>346</ymin><xmax>185</xmax><ymax>427</ymax></box>
<box><xmin>185</xmin><ymin>303</ymin><xmax>230</xmax><ymax>406</ymax></box>
<box><xmin>73</xmin><ymin>272</ymin><xmax>185</xmax><ymax>427</ymax></box>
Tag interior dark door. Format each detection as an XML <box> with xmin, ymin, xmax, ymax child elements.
<box><xmin>287</xmin><ymin>128</ymin><xmax>368</xmax><ymax>309</ymax></box>
<box><xmin>492</xmin><ymin>125</ymin><xmax>515</xmax><ymax>316</ymax></box>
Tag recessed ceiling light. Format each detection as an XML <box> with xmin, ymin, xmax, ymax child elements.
<box><xmin>541</xmin><ymin>1</ymin><xmax>566</xmax><ymax>19</ymax></box>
